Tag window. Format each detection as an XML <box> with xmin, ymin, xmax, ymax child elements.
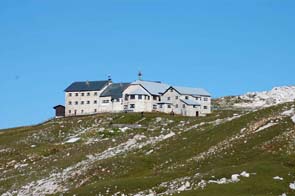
<box><xmin>75</xmin><ymin>101</ymin><xmax>78</xmax><ymax>105</ymax></box>
<box><xmin>94</xmin><ymin>100</ymin><xmax>97</xmax><ymax>104</ymax></box>
<box><xmin>204</xmin><ymin>97</ymin><xmax>209</xmax><ymax>101</ymax></box>
<box><xmin>94</xmin><ymin>92</ymin><xmax>98</xmax><ymax>96</ymax></box>
<box><xmin>167</xmin><ymin>97</ymin><xmax>171</xmax><ymax>101</ymax></box>
<box><xmin>175</xmin><ymin>96</ymin><xmax>178</xmax><ymax>100</ymax></box>
<box><xmin>168</xmin><ymin>105</ymin><xmax>171</xmax><ymax>108</ymax></box>
<box><xmin>204</xmin><ymin>106</ymin><xmax>208</xmax><ymax>109</ymax></box>
<box><xmin>94</xmin><ymin>109</ymin><xmax>97</xmax><ymax>113</ymax></box>
<box><xmin>69</xmin><ymin>93</ymin><xmax>72</xmax><ymax>97</ymax></box>
<box><xmin>153</xmin><ymin>104</ymin><xmax>157</xmax><ymax>109</ymax></box>
<box><xmin>68</xmin><ymin>101</ymin><xmax>72</xmax><ymax>105</ymax></box>
<box><xmin>196</xmin><ymin>97</ymin><xmax>200</xmax><ymax>100</ymax></box>
<box><xmin>170</xmin><ymin>88</ymin><xmax>173</xmax><ymax>92</ymax></box>
<box><xmin>124</xmin><ymin>105</ymin><xmax>128</xmax><ymax>110</ymax></box>
<box><xmin>69</xmin><ymin>110</ymin><xmax>71</xmax><ymax>114</ymax></box>
<box><xmin>194</xmin><ymin>105</ymin><xmax>198</xmax><ymax>108</ymax></box>
<box><xmin>130</xmin><ymin>104</ymin><xmax>135</xmax><ymax>109</ymax></box>
<box><xmin>103</xmin><ymin>100</ymin><xmax>110</xmax><ymax>103</ymax></box>
<box><xmin>138</xmin><ymin>95</ymin><xmax>142</xmax><ymax>100</ymax></box>
<box><xmin>185</xmin><ymin>96</ymin><xmax>189</xmax><ymax>100</ymax></box>
<box><xmin>183</xmin><ymin>104</ymin><xmax>186</xmax><ymax>108</ymax></box>
<box><xmin>81</xmin><ymin>110</ymin><xmax>84</xmax><ymax>114</ymax></box>
<box><xmin>87</xmin><ymin>101</ymin><xmax>90</xmax><ymax>104</ymax></box>
<box><xmin>75</xmin><ymin>93</ymin><xmax>79</xmax><ymax>96</ymax></box>
<box><xmin>130</xmin><ymin>95</ymin><xmax>135</xmax><ymax>100</ymax></box>
<box><xmin>81</xmin><ymin>93</ymin><xmax>84</xmax><ymax>96</ymax></box>
<box><xmin>159</xmin><ymin>104</ymin><xmax>163</xmax><ymax>109</ymax></box>
<box><xmin>125</xmin><ymin>95</ymin><xmax>128</xmax><ymax>101</ymax></box>
<box><xmin>153</xmin><ymin>96</ymin><xmax>157</xmax><ymax>101</ymax></box>
<box><xmin>87</xmin><ymin>92</ymin><xmax>90</xmax><ymax>96</ymax></box>
<box><xmin>146</xmin><ymin>96</ymin><xmax>150</xmax><ymax>100</ymax></box>
<box><xmin>176</xmin><ymin>104</ymin><xmax>178</xmax><ymax>108</ymax></box>
<box><xmin>81</xmin><ymin>101</ymin><xmax>84</xmax><ymax>105</ymax></box>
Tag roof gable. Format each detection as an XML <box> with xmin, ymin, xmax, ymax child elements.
<box><xmin>131</xmin><ymin>80</ymin><xmax>170</xmax><ymax>96</ymax></box>
<box><xmin>65</xmin><ymin>80</ymin><xmax>110</xmax><ymax>92</ymax></box>
<box><xmin>100</xmin><ymin>83</ymin><xmax>130</xmax><ymax>99</ymax></box>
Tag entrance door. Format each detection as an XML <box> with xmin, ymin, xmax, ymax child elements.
<box><xmin>196</xmin><ymin>111</ymin><xmax>199</xmax><ymax>117</ymax></box>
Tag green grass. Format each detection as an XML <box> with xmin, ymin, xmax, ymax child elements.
<box><xmin>1</xmin><ymin>103</ymin><xmax>295</xmax><ymax>195</ymax></box>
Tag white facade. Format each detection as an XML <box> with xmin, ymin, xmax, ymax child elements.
<box><xmin>160</xmin><ymin>87</ymin><xmax>211</xmax><ymax>117</ymax></box>
<box><xmin>65</xmin><ymin>83</ymin><xmax>110</xmax><ymax>116</ymax></box>
<box><xmin>122</xmin><ymin>84</ymin><xmax>161</xmax><ymax>112</ymax></box>
<box><xmin>98</xmin><ymin>96</ymin><xmax>124</xmax><ymax>113</ymax></box>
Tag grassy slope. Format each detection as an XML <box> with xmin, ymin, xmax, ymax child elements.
<box><xmin>0</xmin><ymin>103</ymin><xmax>295</xmax><ymax>196</ymax></box>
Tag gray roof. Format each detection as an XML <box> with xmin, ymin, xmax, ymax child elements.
<box><xmin>100</xmin><ymin>83</ymin><xmax>130</xmax><ymax>99</ymax></box>
<box><xmin>180</xmin><ymin>99</ymin><xmax>201</xmax><ymax>106</ymax></box>
<box><xmin>128</xmin><ymin>88</ymin><xmax>150</xmax><ymax>95</ymax></box>
<box><xmin>173</xmin><ymin>86</ymin><xmax>211</xmax><ymax>97</ymax></box>
<box><xmin>65</xmin><ymin>80</ymin><xmax>110</xmax><ymax>92</ymax></box>
<box><xmin>132</xmin><ymin>80</ymin><xmax>170</xmax><ymax>96</ymax></box>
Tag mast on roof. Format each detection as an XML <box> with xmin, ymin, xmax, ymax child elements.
<box><xmin>108</xmin><ymin>75</ymin><xmax>112</xmax><ymax>83</ymax></box>
<box><xmin>138</xmin><ymin>71</ymin><xmax>142</xmax><ymax>80</ymax></box>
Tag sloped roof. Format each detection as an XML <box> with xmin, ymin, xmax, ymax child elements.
<box><xmin>180</xmin><ymin>99</ymin><xmax>201</xmax><ymax>106</ymax></box>
<box><xmin>53</xmin><ymin>105</ymin><xmax>65</xmax><ymax>109</ymax></box>
<box><xmin>128</xmin><ymin>88</ymin><xmax>150</xmax><ymax>95</ymax></box>
<box><xmin>100</xmin><ymin>83</ymin><xmax>130</xmax><ymax>99</ymax></box>
<box><xmin>65</xmin><ymin>80</ymin><xmax>110</xmax><ymax>92</ymax></box>
<box><xmin>173</xmin><ymin>86</ymin><xmax>211</xmax><ymax>96</ymax></box>
<box><xmin>132</xmin><ymin>80</ymin><xmax>170</xmax><ymax>96</ymax></box>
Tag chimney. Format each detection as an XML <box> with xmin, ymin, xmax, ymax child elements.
<box><xmin>108</xmin><ymin>75</ymin><xmax>112</xmax><ymax>84</ymax></box>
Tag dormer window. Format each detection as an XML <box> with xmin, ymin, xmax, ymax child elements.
<box><xmin>185</xmin><ymin>96</ymin><xmax>189</xmax><ymax>100</ymax></box>
<box><xmin>81</xmin><ymin>93</ymin><xmax>84</xmax><ymax>96</ymax></box>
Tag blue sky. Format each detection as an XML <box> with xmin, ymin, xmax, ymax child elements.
<box><xmin>0</xmin><ymin>0</ymin><xmax>294</xmax><ymax>129</ymax></box>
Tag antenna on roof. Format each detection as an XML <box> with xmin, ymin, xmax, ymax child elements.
<box><xmin>138</xmin><ymin>71</ymin><xmax>142</xmax><ymax>81</ymax></box>
<box><xmin>108</xmin><ymin>75</ymin><xmax>112</xmax><ymax>83</ymax></box>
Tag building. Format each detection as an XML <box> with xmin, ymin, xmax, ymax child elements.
<box><xmin>53</xmin><ymin>105</ymin><xmax>65</xmax><ymax>117</ymax></box>
<box><xmin>64</xmin><ymin>80</ymin><xmax>111</xmax><ymax>116</ymax></box>
<box><xmin>122</xmin><ymin>80</ymin><xmax>170</xmax><ymax>112</ymax></box>
<box><xmin>99</xmin><ymin>83</ymin><xmax>130</xmax><ymax>113</ymax></box>
<box><xmin>160</xmin><ymin>86</ymin><xmax>211</xmax><ymax>116</ymax></box>
<box><xmin>63</xmin><ymin>74</ymin><xmax>211</xmax><ymax>117</ymax></box>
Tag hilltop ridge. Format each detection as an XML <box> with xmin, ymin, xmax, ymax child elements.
<box><xmin>1</xmin><ymin>86</ymin><xmax>295</xmax><ymax>195</ymax></box>
<box><xmin>215</xmin><ymin>85</ymin><xmax>295</xmax><ymax>110</ymax></box>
